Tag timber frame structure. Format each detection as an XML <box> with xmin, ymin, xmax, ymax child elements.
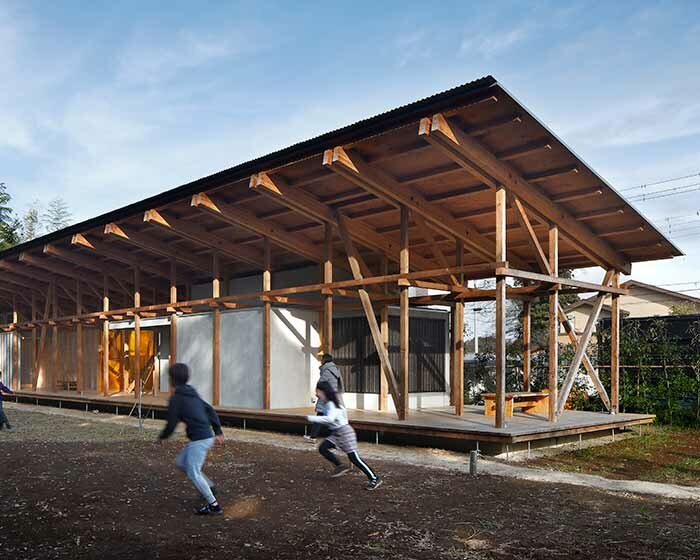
<box><xmin>0</xmin><ymin>76</ymin><xmax>681</xmax><ymax>429</ymax></box>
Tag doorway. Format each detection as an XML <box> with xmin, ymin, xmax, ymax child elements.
<box><xmin>99</xmin><ymin>329</ymin><xmax>158</xmax><ymax>395</ymax></box>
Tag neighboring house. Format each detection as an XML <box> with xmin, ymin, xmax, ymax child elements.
<box><xmin>563</xmin><ymin>280</ymin><xmax>700</xmax><ymax>337</ymax></box>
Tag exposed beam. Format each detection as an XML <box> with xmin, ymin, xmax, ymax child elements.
<box><xmin>104</xmin><ymin>223</ymin><xmax>212</xmax><ymax>273</ymax></box>
<box><xmin>143</xmin><ymin>209</ymin><xmax>264</xmax><ymax>268</ymax></box>
<box><xmin>191</xmin><ymin>192</ymin><xmax>323</xmax><ymax>263</ymax></box>
<box><xmin>43</xmin><ymin>244</ymin><xmax>134</xmax><ymax>288</ymax></box>
<box><xmin>336</xmin><ymin>213</ymin><xmax>403</xmax><ymax>417</ymax></box>
<box><xmin>412</xmin><ymin>213</ymin><xmax>459</xmax><ymax>285</ymax></box>
<box><xmin>250</xmin><ymin>172</ymin><xmax>438</xmax><ymax>271</ymax></box>
<box><xmin>420</xmin><ymin>114</ymin><xmax>631</xmax><ymax>274</ymax></box>
<box><xmin>557</xmin><ymin>290</ymin><xmax>607</xmax><ymax>415</ymax></box>
<box><xmin>72</xmin><ymin>233</ymin><xmax>180</xmax><ymax>280</ymax></box>
<box><xmin>17</xmin><ymin>253</ymin><xmax>103</xmax><ymax>298</ymax></box>
<box><xmin>511</xmin><ymin>196</ymin><xmax>549</xmax><ymax>273</ymax></box>
<box><xmin>495</xmin><ymin>267</ymin><xmax>628</xmax><ymax>295</ymax></box>
<box><xmin>512</xmin><ymin>198</ymin><xmax>611</xmax><ymax>409</ymax></box>
<box><xmin>495</xmin><ymin>139</ymin><xmax>552</xmax><ymax>161</ymax></box>
<box><xmin>323</xmin><ymin>146</ymin><xmax>501</xmax><ymax>265</ymax></box>
<box><xmin>3</xmin><ymin>263</ymin><xmax>501</xmax><ymax>330</ymax></box>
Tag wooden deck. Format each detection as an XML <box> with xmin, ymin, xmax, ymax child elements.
<box><xmin>11</xmin><ymin>389</ymin><xmax>654</xmax><ymax>448</ymax></box>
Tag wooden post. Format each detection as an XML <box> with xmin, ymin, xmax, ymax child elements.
<box><xmin>169</xmin><ymin>259</ymin><xmax>177</xmax><ymax>366</ymax></box>
<box><xmin>31</xmin><ymin>292</ymin><xmax>37</xmax><ymax>390</ymax></box>
<box><xmin>449</xmin><ymin>303</ymin><xmax>456</xmax><ymax>406</ymax></box>
<box><xmin>379</xmin><ymin>257</ymin><xmax>389</xmax><ymax>411</ymax></box>
<box><xmin>102</xmin><ymin>275</ymin><xmax>109</xmax><ymax>396</ymax></box>
<box><xmin>548</xmin><ymin>224</ymin><xmax>559</xmax><ymax>422</ymax></box>
<box><xmin>133</xmin><ymin>267</ymin><xmax>141</xmax><ymax>397</ymax></box>
<box><xmin>495</xmin><ymin>187</ymin><xmax>507</xmax><ymax>428</ymax></box>
<box><xmin>336</xmin><ymin>214</ymin><xmax>403</xmax><ymax>416</ymax></box>
<box><xmin>611</xmin><ymin>271</ymin><xmax>620</xmax><ymax>414</ymax></box>
<box><xmin>76</xmin><ymin>279</ymin><xmax>83</xmax><ymax>393</ymax></box>
<box><xmin>11</xmin><ymin>297</ymin><xmax>18</xmax><ymax>391</ymax></box>
<box><xmin>323</xmin><ymin>223</ymin><xmax>333</xmax><ymax>354</ymax></box>
<box><xmin>212</xmin><ymin>253</ymin><xmax>220</xmax><ymax>406</ymax></box>
<box><xmin>454</xmin><ymin>239</ymin><xmax>465</xmax><ymax>416</ymax></box>
<box><xmin>523</xmin><ymin>300</ymin><xmax>531</xmax><ymax>391</ymax></box>
<box><xmin>52</xmin><ymin>282</ymin><xmax>58</xmax><ymax>392</ymax></box>
<box><xmin>34</xmin><ymin>285</ymin><xmax>52</xmax><ymax>391</ymax></box>
<box><xmin>399</xmin><ymin>205</ymin><xmax>410</xmax><ymax>420</ymax></box>
<box><xmin>263</xmin><ymin>238</ymin><xmax>271</xmax><ymax>409</ymax></box>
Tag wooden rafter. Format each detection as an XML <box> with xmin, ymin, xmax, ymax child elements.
<box><xmin>43</xmin><ymin>244</ymin><xmax>134</xmax><ymax>291</ymax></box>
<box><xmin>104</xmin><ymin>223</ymin><xmax>212</xmax><ymax>273</ymax></box>
<box><xmin>191</xmin><ymin>192</ymin><xmax>323</xmax><ymax>263</ymax></box>
<box><xmin>17</xmin><ymin>253</ymin><xmax>102</xmax><ymax>299</ymax></box>
<box><xmin>72</xmin><ymin>233</ymin><xmax>180</xmax><ymax>280</ymax></box>
<box><xmin>323</xmin><ymin>147</ymin><xmax>500</xmax><ymax>265</ymax></box>
<box><xmin>143</xmin><ymin>209</ymin><xmax>265</xmax><ymax>268</ymax></box>
<box><xmin>250</xmin><ymin>172</ymin><xmax>438</xmax><ymax>271</ymax></box>
<box><xmin>420</xmin><ymin>114</ymin><xmax>631</xmax><ymax>274</ymax></box>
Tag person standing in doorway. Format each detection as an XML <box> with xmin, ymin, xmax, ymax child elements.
<box><xmin>0</xmin><ymin>378</ymin><xmax>14</xmax><ymax>432</ymax></box>
<box><xmin>305</xmin><ymin>353</ymin><xmax>344</xmax><ymax>442</ymax></box>
<box><xmin>159</xmin><ymin>363</ymin><xmax>224</xmax><ymax>515</ymax></box>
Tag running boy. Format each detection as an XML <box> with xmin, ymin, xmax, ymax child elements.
<box><xmin>307</xmin><ymin>380</ymin><xmax>382</xmax><ymax>490</ymax></box>
<box><xmin>0</xmin><ymin>379</ymin><xmax>13</xmax><ymax>432</ymax></box>
<box><xmin>159</xmin><ymin>363</ymin><xmax>224</xmax><ymax>515</ymax></box>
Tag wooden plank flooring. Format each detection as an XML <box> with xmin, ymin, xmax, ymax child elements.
<box><xmin>13</xmin><ymin>389</ymin><xmax>654</xmax><ymax>445</ymax></box>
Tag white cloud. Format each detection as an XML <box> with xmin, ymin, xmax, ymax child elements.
<box><xmin>116</xmin><ymin>29</ymin><xmax>246</xmax><ymax>85</ymax></box>
<box><xmin>564</xmin><ymin>94</ymin><xmax>700</xmax><ymax>148</ymax></box>
<box><xmin>459</xmin><ymin>24</ymin><xmax>531</xmax><ymax>58</ymax></box>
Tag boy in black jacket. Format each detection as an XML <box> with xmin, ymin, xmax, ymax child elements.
<box><xmin>159</xmin><ymin>363</ymin><xmax>224</xmax><ymax>515</ymax></box>
<box><xmin>0</xmin><ymin>380</ymin><xmax>14</xmax><ymax>431</ymax></box>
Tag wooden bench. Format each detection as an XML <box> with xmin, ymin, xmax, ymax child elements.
<box><xmin>57</xmin><ymin>380</ymin><xmax>78</xmax><ymax>392</ymax></box>
<box><xmin>482</xmin><ymin>391</ymin><xmax>549</xmax><ymax>417</ymax></box>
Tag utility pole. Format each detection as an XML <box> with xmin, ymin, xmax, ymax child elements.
<box><xmin>473</xmin><ymin>307</ymin><xmax>482</xmax><ymax>354</ymax></box>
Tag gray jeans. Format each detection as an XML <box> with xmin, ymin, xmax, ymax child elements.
<box><xmin>176</xmin><ymin>437</ymin><xmax>216</xmax><ymax>504</ymax></box>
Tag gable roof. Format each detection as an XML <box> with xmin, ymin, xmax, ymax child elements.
<box><xmin>621</xmin><ymin>280</ymin><xmax>700</xmax><ymax>304</ymax></box>
<box><xmin>564</xmin><ymin>299</ymin><xmax>631</xmax><ymax>316</ymax></box>
<box><xmin>0</xmin><ymin>75</ymin><xmax>683</xmax><ymax>295</ymax></box>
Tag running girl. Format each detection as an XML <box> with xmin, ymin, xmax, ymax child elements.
<box><xmin>307</xmin><ymin>380</ymin><xmax>382</xmax><ymax>490</ymax></box>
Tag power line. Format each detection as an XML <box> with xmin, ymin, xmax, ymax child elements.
<box><xmin>620</xmin><ymin>171</ymin><xmax>700</xmax><ymax>192</ymax></box>
<box><xmin>627</xmin><ymin>181</ymin><xmax>700</xmax><ymax>202</ymax></box>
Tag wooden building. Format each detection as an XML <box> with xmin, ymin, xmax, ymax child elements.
<box><xmin>0</xmin><ymin>76</ymin><xmax>681</xmax><ymax>448</ymax></box>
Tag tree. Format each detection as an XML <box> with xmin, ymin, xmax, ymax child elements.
<box><xmin>20</xmin><ymin>200</ymin><xmax>43</xmax><ymax>241</ymax></box>
<box><xmin>0</xmin><ymin>183</ymin><xmax>20</xmax><ymax>249</ymax></box>
<box><xmin>670</xmin><ymin>302</ymin><xmax>700</xmax><ymax>316</ymax></box>
<box><xmin>42</xmin><ymin>197</ymin><xmax>72</xmax><ymax>232</ymax></box>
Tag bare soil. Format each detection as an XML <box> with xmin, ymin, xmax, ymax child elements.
<box><xmin>1</xmin><ymin>406</ymin><xmax>699</xmax><ymax>560</ymax></box>
<box><xmin>528</xmin><ymin>426</ymin><xmax>700</xmax><ymax>486</ymax></box>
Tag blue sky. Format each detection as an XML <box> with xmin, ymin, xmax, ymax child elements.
<box><xmin>1</xmin><ymin>0</ymin><xmax>700</xmax><ymax>290</ymax></box>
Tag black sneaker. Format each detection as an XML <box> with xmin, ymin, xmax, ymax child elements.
<box><xmin>196</xmin><ymin>503</ymin><xmax>223</xmax><ymax>515</ymax></box>
<box><xmin>5</xmin><ymin>425</ymin><xmax>13</xmax><ymax>433</ymax></box>
<box><xmin>366</xmin><ymin>477</ymin><xmax>383</xmax><ymax>491</ymax></box>
<box><xmin>331</xmin><ymin>464</ymin><xmax>351</xmax><ymax>478</ymax></box>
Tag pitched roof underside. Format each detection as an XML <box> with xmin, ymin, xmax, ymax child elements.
<box><xmin>0</xmin><ymin>76</ymin><xmax>681</xmax><ymax>312</ymax></box>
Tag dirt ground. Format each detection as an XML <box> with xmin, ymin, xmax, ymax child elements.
<box><xmin>528</xmin><ymin>426</ymin><xmax>700</xmax><ymax>486</ymax></box>
<box><xmin>1</xmin><ymin>406</ymin><xmax>699</xmax><ymax>560</ymax></box>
